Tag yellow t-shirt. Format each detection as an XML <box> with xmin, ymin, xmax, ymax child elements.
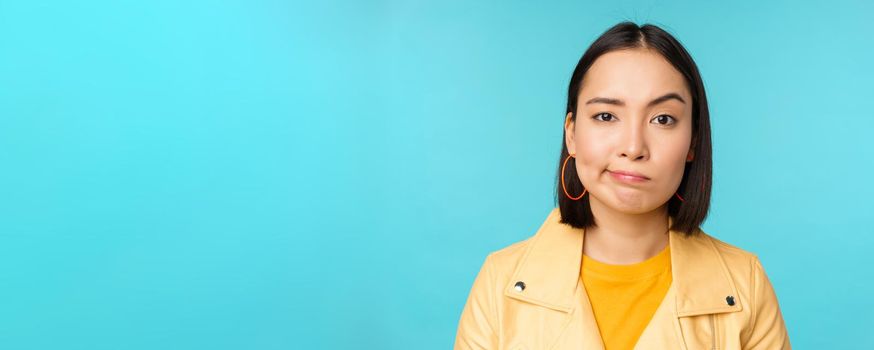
<box><xmin>581</xmin><ymin>244</ymin><xmax>672</xmax><ymax>350</ymax></box>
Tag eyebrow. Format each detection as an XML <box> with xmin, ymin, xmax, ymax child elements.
<box><xmin>585</xmin><ymin>92</ymin><xmax>686</xmax><ymax>107</ymax></box>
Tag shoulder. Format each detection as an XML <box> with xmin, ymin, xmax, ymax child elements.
<box><xmin>482</xmin><ymin>236</ymin><xmax>533</xmax><ymax>277</ymax></box>
<box><xmin>479</xmin><ymin>207</ymin><xmax>564</xmax><ymax>277</ymax></box>
<box><xmin>695</xmin><ymin>230</ymin><xmax>790</xmax><ymax>346</ymax></box>
<box><xmin>705</xmin><ymin>230</ymin><xmax>758</xmax><ymax>257</ymax></box>
<box><xmin>696</xmin><ymin>229</ymin><xmax>777</xmax><ymax>311</ymax></box>
<box><xmin>699</xmin><ymin>229</ymin><xmax>763</xmax><ymax>271</ymax></box>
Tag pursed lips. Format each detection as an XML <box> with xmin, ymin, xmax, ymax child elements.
<box><xmin>607</xmin><ymin>169</ymin><xmax>651</xmax><ymax>181</ymax></box>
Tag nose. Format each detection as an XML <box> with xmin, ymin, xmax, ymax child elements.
<box><xmin>619</xmin><ymin>120</ymin><xmax>649</xmax><ymax>161</ymax></box>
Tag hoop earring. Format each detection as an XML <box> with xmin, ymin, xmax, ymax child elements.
<box><xmin>675</xmin><ymin>192</ymin><xmax>685</xmax><ymax>202</ymax></box>
<box><xmin>561</xmin><ymin>153</ymin><xmax>587</xmax><ymax>201</ymax></box>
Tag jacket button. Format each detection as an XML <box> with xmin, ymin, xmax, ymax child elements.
<box><xmin>726</xmin><ymin>295</ymin><xmax>736</xmax><ymax>306</ymax></box>
<box><xmin>514</xmin><ymin>281</ymin><xmax>526</xmax><ymax>292</ymax></box>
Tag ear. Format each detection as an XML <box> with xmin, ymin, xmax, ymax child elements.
<box><xmin>686</xmin><ymin>146</ymin><xmax>695</xmax><ymax>162</ymax></box>
<box><xmin>564</xmin><ymin>112</ymin><xmax>575</xmax><ymax>153</ymax></box>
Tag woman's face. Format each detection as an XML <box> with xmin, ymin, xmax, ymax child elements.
<box><xmin>565</xmin><ymin>48</ymin><xmax>695</xmax><ymax>215</ymax></box>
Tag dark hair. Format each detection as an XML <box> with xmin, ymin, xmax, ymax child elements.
<box><xmin>555</xmin><ymin>21</ymin><xmax>712</xmax><ymax>237</ymax></box>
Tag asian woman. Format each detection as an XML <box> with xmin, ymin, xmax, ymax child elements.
<box><xmin>454</xmin><ymin>21</ymin><xmax>790</xmax><ymax>350</ymax></box>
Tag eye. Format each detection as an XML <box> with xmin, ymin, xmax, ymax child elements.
<box><xmin>652</xmin><ymin>114</ymin><xmax>676</xmax><ymax>126</ymax></box>
<box><xmin>592</xmin><ymin>112</ymin><xmax>616</xmax><ymax>122</ymax></box>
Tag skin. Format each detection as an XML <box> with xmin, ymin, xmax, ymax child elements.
<box><xmin>564</xmin><ymin>48</ymin><xmax>695</xmax><ymax>265</ymax></box>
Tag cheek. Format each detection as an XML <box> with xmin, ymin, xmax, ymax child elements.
<box><xmin>572</xmin><ymin>130</ymin><xmax>610</xmax><ymax>181</ymax></box>
<box><xmin>657</xmin><ymin>138</ymin><xmax>693</xmax><ymax>188</ymax></box>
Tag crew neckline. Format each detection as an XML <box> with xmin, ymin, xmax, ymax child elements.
<box><xmin>582</xmin><ymin>244</ymin><xmax>671</xmax><ymax>281</ymax></box>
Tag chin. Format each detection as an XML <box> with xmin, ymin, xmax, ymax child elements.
<box><xmin>609</xmin><ymin>193</ymin><xmax>661</xmax><ymax>214</ymax></box>
<box><xmin>610</xmin><ymin>203</ymin><xmax>654</xmax><ymax>215</ymax></box>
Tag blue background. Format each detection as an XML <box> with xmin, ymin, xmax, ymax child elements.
<box><xmin>1</xmin><ymin>0</ymin><xmax>872</xmax><ymax>348</ymax></box>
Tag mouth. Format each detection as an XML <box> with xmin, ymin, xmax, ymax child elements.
<box><xmin>607</xmin><ymin>169</ymin><xmax>651</xmax><ymax>183</ymax></box>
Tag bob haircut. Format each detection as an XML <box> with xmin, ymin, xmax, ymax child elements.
<box><xmin>556</xmin><ymin>21</ymin><xmax>712</xmax><ymax>237</ymax></box>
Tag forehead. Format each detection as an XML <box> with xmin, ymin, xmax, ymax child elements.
<box><xmin>580</xmin><ymin>48</ymin><xmax>690</xmax><ymax>103</ymax></box>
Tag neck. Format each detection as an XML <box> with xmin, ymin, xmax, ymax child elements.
<box><xmin>582</xmin><ymin>196</ymin><xmax>670</xmax><ymax>265</ymax></box>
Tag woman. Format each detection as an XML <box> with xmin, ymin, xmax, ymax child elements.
<box><xmin>454</xmin><ymin>22</ymin><xmax>790</xmax><ymax>350</ymax></box>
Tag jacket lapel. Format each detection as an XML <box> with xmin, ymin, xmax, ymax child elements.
<box><xmin>503</xmin><ymin>208</ymin><xmax>744</xmax><ymax>348</ymax></box>
<box><xmin>503</xmin><ymin>207</ymin><xmax>603</xmax><ymax>349</ymax></box>
<box><xmin>503</xmin><ymin>208</ymin><xmax>581</xmax><ymax>313</ymax></box>
<box><xmin>668</xmin><ymin>219</ymin><xmax>744</xmax><ymax>316</ymax></box>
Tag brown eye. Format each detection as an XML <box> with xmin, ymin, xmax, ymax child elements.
<box><xmin>593</xmin><ymin>112</ymin><xmax>615</xmax><ymax>122</ymax></box>
<box><xmin>652</xmin><ymin>114</ymin><xmax>676</xmax><ymax>126</ymax></box>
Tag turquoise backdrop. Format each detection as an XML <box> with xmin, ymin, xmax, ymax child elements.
<box><xmin>1</xmin><ymin>0</ymin><xmax>872</xmax><ymax>348</ymax></box>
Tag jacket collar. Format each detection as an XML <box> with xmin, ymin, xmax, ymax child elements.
<box><xmin>503</xmin><ymin>207</ymin><xmax>743</xmax><ymax>317</ymax></box>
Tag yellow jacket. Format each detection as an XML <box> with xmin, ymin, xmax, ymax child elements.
<box><xmin>454</xmin><ymin>208</ymin><xmax>791</xmax><ymax>349</ymax></box>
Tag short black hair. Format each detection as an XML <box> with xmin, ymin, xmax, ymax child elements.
<box><xmin>556</xmin><ymin>21</ymin><xmax>712</xmax><ymax>237</ymax></box>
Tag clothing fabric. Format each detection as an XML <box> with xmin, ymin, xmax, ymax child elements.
<box><xmin>582</xmin><ymin>244</ymin><xmax>672</xmax><ymax>350</ymax></box>
<box><xmin>453</xmin><ymin>207</ymin><xmax>791</xmax><ymax>349</ymax></box>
